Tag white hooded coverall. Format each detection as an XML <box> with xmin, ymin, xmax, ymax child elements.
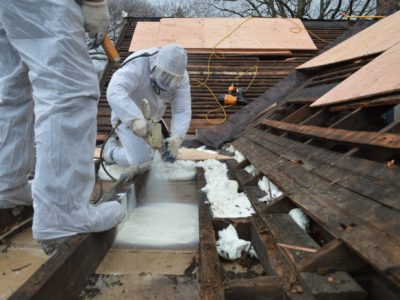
<box><xmin>106</xmin><ymin>48</ymin><xmax>192</xmax><ymax>166</ymax></box>
<box><xmin>0</xmin><ymin>0</ymin><xmax>123</xmax><ymax>240</ymax></box>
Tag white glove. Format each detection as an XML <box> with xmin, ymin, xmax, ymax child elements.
<box><xmin>130</xmin><ymin>119</ymin><xmax>148</xmax><ymax>138</ymax></box>
<box><xmin>81</xmin><ymin>0</ymin><xmax>110</xmax><ymax>38</ymax></box>
<box><xmin>165</xmin><ymin>136</ymin><xmax>183</xmax><ymax>159</ymax></box>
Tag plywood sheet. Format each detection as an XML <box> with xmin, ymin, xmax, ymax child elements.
<box><xmin>311</xmin><ymin>42</ymin><xmax>400</xmax><ymax>107</ymax></box>
<box><xmin>129</xmin><ymin>18</ymin><xmax>317</xmax><ymax>52</ymax></box>
<box><xmin>203</xmin><ymin>18</ymin><xmax>316</xmax><ymax>50</ymax></box>
<box><xmin>298</xmin><ymin>11</ymin><xmax>400</xmax><ymax>69</ymax></box>
<box><xmin>158</xmin><ymin>18</ymin><xmax>204</xmax><ymax>48</ymax></box>
<box><xmin>129</xmin><ymin>22</ymin><xmax>160</xmax><ymax>51</ymax></box>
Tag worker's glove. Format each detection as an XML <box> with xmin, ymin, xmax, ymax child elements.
<box><xmin>81</xmin><ymin>0</ymin><xmax>110</xmax><ymax>42</ymax></box>
<box><xmin>162</xmin><ymin>136</ymin><xmax>183</xmax><ymax>163</ymax></box>
<box><xmin>130</xmin><ymin>118</ymin><xmax>148</xmax><ymax>138</ymax></box>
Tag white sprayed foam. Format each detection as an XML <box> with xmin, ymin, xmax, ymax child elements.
<box><xmin>216</xmin><ymin>225</ymin><xmax>251</xmax><ymax>260</ymax></box>
<box><xmin>224</xmin><ymin>144</ymin><xmax>236</xmax><ymax>153</ymax></box>
<box><xmin>115</xmin><ymin>203</ymin><xmax>199</xmax><ymax>247</ymax></box>
<box><xmin>244</xmin><ymin>164</ymin><xmax>258</xmax><ymax>176</ymax></box>
<box><xmin>197</xmin><ymin>160</ymin><xmax>255</xmax><ymax>218</ymax></box>
<box><xmin>257</xmin><ymin>176</ymin><xmax>283</xmax><ymax>203</ymax></box>
<box><xmin>223</xmin><ymin>144</ymin><xmax>245</xmax><ymax>163</ymax></box>
<box><xmin>152</xmin><ymin>153</ymin><xmax>197</xmax><ymax>181</ymax></box>
<box><xmin>289</xmin><ymin>208</ymin><xmax>309</xmax><ymax>232</ymax></box>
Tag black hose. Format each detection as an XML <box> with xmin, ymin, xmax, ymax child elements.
<box><xmin>95</xmin><ymin>121</ymin><xmax>122</xmax><ymax>203</ymax></box>
<box><xmin>99</xmin><ymin>120</ymin><xmax>121</xmax><ymax>181</ymax></box>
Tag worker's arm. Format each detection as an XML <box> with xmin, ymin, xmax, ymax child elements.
<box><xmin>106</xmin><ymin>61</ymin><xmax>145</xmax><ymax>127</ymax></box>
<box><xmin>170</xmin><ymin>72</ymin><xmax>192</xmax><ymax>140</ymax></box>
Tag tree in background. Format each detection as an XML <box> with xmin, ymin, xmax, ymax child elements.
<box><xmin>157</xmin><ymin>0</ymin><xmax>220</xmax><ymax>17</ymax></box>
<box><xmin>376</xmin><ymin>0</ymin><xmax>400</xmax><ymax>15</ymax></box>
<box><xmin>206</xmin><ymin>0</ymin><xmax>378</xmax><ymax>19</ymax></box>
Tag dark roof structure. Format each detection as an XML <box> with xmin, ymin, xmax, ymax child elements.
<box><xmin>195</xmin><ymin>17</ymin><xmax>400</xmax><ymax>299</ymax></box>
<box><xmin>97</xmin><ymin>17</ymin><xmax>362</xmax><ymax>142</ymax></box>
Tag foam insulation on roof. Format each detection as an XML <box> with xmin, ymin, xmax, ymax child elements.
<box><xmin>198</xmin><ymin>159</ymin><xmax>255</xmax><ymax>218</ymax></box>
<box><xmin>257</xmin><ymin>176</ymin><xmax>283</xmax><ymax>203</ymax></box>
<box><xmin>311</xmin><ymin>42</ymin><xmax>400</xmax><ymax>107</ymax></box>
<box><xmin>298</xmin><ymin>11</ymin><xmax>400</xmax><ymax>69</ymax></box>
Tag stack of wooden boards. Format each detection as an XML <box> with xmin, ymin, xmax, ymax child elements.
<box><xmin>297</xmin><ymin>11</ymin><xmax>400</xmax><ymax>107</ymax></box>
<box><xmin>129</xmin><ymin>18</ymin><xmax>317</xmax><ymax>55</ymax></box>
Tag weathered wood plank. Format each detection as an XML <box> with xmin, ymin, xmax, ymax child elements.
<box><xmin>245</xmin><ymin>128</ymin><xmax>400</xmax><ymax>210</ymax></box>
<box><xmin>197</xmin><ymin>169</ymin><xmax>225</xmax><ymax>300</ymax></box>
<box><xmin>244</xmin><ymin>130</ymin><xmax>400</xmax><ymax>240</ymax></box>
<box><xmin>261</xmin><ymin>119</ymin><xmax>400</xmax><ymax>152</ymax></box>
<box><xmin>250</xmin><ymin>128</ymin><xmax>400</xmax><ymax>184</ymax></box>
<box><xmin>10</xmin><ymin>230</ymin><xmax>116</xmax><ymax>300</ymax></box>
<box><xmin>299</xmin><ymin>272</ymin><xmax>367</xmax><ymax>300</ymax></box>
<box><xmin>224</xmin><ymin>276</ymin><xmax>284</xmax><ymax>300</ymax></box>
<box><xmin>330</xmin><ymin>92</ymin><xmax>400</xmax><ymax>112</ymax></box>
<box><xmin>234</xmin><ymin>138</ymin><xmax>400</xmax><ymax>285</ymax></box>
<box><xmin>262</xmin><ymin>214</ymin><xmax>320</xmax><ymax>264</ymax></box>
<box><xmin>298</xmin><ymin>239</ymin><xmax>367</xmax><ymax>273</ymax></box>
<box><xmin>235</xmin><ymin>169</ymin><xmax>261</xmax><ymax>188</ymax></box>
<box><xmin>281</xmin><ymin>104</ymin><xmax>316</xmax><ymax>124</ymax></box>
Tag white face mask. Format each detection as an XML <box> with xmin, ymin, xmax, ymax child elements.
<box><xmin>151</xmin><ymin>66</ymin><xmax>183</xmax><ymax>91</ymax></box>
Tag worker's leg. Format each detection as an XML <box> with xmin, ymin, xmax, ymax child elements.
<box><xmin>0</xmin><ymin>0</ymin><xmax>123</xmax><ymax>241</ymax></box>
<box><xmin>114</xmin><ymin>126</ymin><xmax>154</xmax><ymax>167</ymax></box>
<box><xmin>0</xmin><ymin>25</ymin><xmax>34</xmax><ymax>209</ymax></box>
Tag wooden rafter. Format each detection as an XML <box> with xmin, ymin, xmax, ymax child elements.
<box><xmin>261</xmin><ymin>119</ymin><xmax>400</xmax><ymax>152</ymax></box>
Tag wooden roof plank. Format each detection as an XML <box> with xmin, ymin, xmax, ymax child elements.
<box><xmin>297</xmin><ymin>11</ymin><xmax>400</xmax><ymax>69</ymax></box>
<box><xmin>261</xmin><ymin>119</ymin><xmax>400</xmax><ymax>152</ymax></box>
<box><xmin>130</xmin><ymin>18</ymin><xmax>317</xmax><ymax>52</ymax></box>
<box><xmin>311</xmin><ymin>42</ymin><xmax>400</xmax><ymax>107</ymax></box>
<box><xmin>233</xmin><ymin>137</ymin><xmax>400</xmax><ymax>285</ymax></box>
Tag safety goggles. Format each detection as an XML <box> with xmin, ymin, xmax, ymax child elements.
<box><xmin>151</xmin><ymin>66</ymin><xmax>183</xmax><ymax>91</ymax></box>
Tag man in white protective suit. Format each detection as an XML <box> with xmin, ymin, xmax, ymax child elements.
<box><xmin>103</xmin><ymin>44</ymin><xmax>192</xmax><ymax>166</ymax></box>
<box><xmin>0</xmin><ymin>0</ymin><xmax>124</xmax><ymax>254</ymax></box>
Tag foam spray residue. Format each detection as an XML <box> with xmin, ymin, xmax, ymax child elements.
<box><xmin>198</xmin><ymin>159</ymin><xmax>255</xmax><ymax>218</ymax></box>
<box><xmin>114</xmin><ymin>151</ymin><xmax>199</xmax><ymax>248</ymax></box>
<box><xmin>115</xmin><ymin>202</ymin><xmax>199</xmax><ymax>247</ymax></box>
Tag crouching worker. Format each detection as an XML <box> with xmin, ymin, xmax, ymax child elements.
<box><xmin>104</xmin><ymin>44</ymin><xmax>192</xmax><ymax>166</ymax></box>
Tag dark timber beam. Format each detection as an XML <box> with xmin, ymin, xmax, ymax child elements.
<box><xmin>197</xmin><ymin>169</ymin><xmax>224</xmax><ymax>300</ymax></box>
<box><xmin>10</xmin><ymin>230</ymin><xmax>116</xmax><ymax>300</ymax></box>
<box><xmin>261</xmin><ymin>119</ymin><xmax>400</xmax><ymax>152</ymax></box>
<box><xmin>224</xmin><ymin>276</ymin><xmax>284</xmax><ymax>300</ymax></box>
<box><xmin>298</xmin><ymin>239</ymin><xmax>367</xmax><ymax>273</ymax></box>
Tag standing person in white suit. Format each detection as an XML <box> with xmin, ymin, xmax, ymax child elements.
<box><xmin>104</xmin><ymin>44</ymin><xmax>192</xmax><ymax>166</ymax></box>
<box><xmin>0</xmin><ymin>0</ymin><xmax>124</xmax><ymax>254</ymax></box>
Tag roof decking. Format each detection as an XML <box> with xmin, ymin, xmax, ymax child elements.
<box><xmin>196</xmin><ymin>16</ymin><xmax>399</xmax><ymax>298</ymax></box>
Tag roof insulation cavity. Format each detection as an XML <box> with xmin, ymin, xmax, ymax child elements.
<box><xmin>257</xmin><ymin>176</ymin><xmax>283</xmax><ymax>203</ymax></box>
<box><xmin>198</xmin><ymin>159</ymin><xmax>255</xmax><ymax>218</ymax></box>
<box><xmin>224</xmin><ymin>144</ymin><xmax>245</xmax><ymax>163</ymax></box>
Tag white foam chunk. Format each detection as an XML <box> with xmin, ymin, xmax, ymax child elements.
<box><xmin>257</xmin><ymin>176</ymin><xmax>283</xmax><ymax>203</ymax></box>
<box><xmin>289</xmin><ymin>208</ymin><xmax>309</xmax><ymax>231</ymax></box>
<box><xmin>244</xmin><ymin>164</ymin><xmax>258</xmax><ymax>176</ymax></box>
<box><xmin>216</xmin><ymin>225</ymin><xmax>251</xmax><ymax>260</ymax></box>
<box><xmin>198</xmin><ymin>160</ymin><xmax>255</xmax><ymax>218</ymax></box>
<box><xmin>152</xmin><ymin>152</ymin><xmax>197</xmax><ymax>181</ymax></box>
<box><xmin>224</xmin><ymin>144</ymin><xmax>236</xmax><ymax>153</ymax></box>
<box><xmin>234</xmin><ymin>150</ymin><xmax>245</xmax><ymax>163</ymax></box>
